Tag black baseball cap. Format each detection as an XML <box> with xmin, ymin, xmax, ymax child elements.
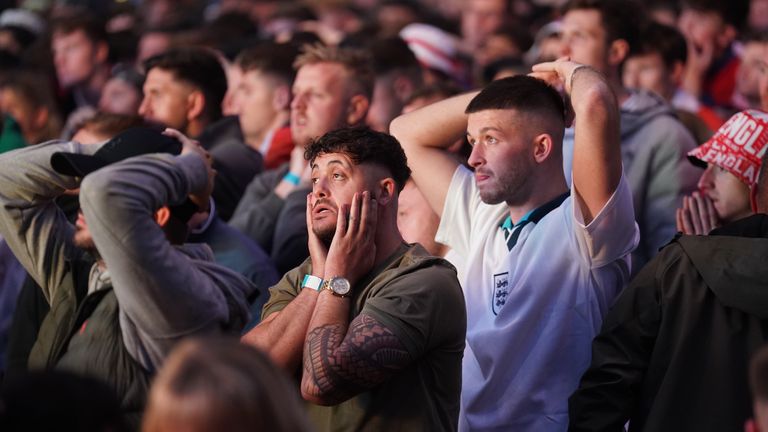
<box><xmin>51</xmin><ymin>127</ymin><xmax>182</xmax><ymax>177</ymax></box>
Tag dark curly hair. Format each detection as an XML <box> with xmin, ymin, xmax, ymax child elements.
<box><xmin>304</xmin><ymin>127</ymin><xmax>411</xmax><ymax>192</ymax></box>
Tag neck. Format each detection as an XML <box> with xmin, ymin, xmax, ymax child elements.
<box><xmin>372</xmin><ymin>213</ymin><xmax>406</xmax><ymax>267</ymax></box>
<box><xmin>507</xmin><ymin>171</ymin><xmax>568</xmax><ymax>223</ymax></box>
<box><xmin>244</xmin><ymin>111</ymin><xmax>289</xmax><ymax>151</ymax></box>
<box><xmin>185</xmin><ymin>120</ymin><xmax>206</xmax><ymax>139</ymax></box>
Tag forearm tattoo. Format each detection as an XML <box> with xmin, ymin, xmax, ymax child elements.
<box><xmin>302</xmin><ymin>313</ymin><xmax>412</xmax><ymax>404</ymax></box>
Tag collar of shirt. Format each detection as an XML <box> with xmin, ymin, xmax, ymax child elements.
<box><xmin>500</xmin><ymin>192</ymin><xmax>570</xmax><ymax>251</ymax></box>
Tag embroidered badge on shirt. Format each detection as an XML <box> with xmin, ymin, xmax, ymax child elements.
<box><xmin>492</xmin><ymin>272</ymin><xmax>510</xmax><ymax>315</ymax></box>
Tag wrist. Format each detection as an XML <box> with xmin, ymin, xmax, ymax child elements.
<box><xmin>321</xmin><ymin>275</ymin><xmax>352</xmax><ymax>298</ymax></box>
<box><xmin>177</xmin><ymin>153</ymin><xmax>210</xmax><ymax>196</ymax></box>
<box><xmin>301</xmin><ymin>274</ymin><xmax>324</xmax><ymax>291</ymax></box>
<box><xmin>567</xmin><ymin>64</ymin><xmax>593</xmax><ymax>94</ymax></box>
<box><xmin>283</xmin><ymin>172</ymin><xmax>300</xmax><ymax>186</ymax></box>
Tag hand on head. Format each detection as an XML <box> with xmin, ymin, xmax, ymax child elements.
<box><xmin>529</xmin><ymin>56</ymin><xmax>583</xmax><ymax>125</ymax></box>
<box><xmin>530</xmin><ymin>56</ymin><xmax>589</xmax><ymax>94</ymax></box>
<box><xmin>162</xmin><ymin>128</ymin><xmax>215</xmax><ymax>210</ymax></box>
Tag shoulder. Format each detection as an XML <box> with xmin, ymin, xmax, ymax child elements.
<box><xmin>402</xmin><ymin>244</ymin><xmax>460</xmax><ymax>277</ymax></box>
<box><xmin>372</xmin><ymin>245</ymin><xmax>463</xmax><ymax>301</ymax></box>
<box><xmin>632</xmin><ymin>238</ymin><xmax>691</xmax><ymax>288</ymax></box>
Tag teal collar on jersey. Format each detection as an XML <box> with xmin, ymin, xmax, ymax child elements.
<box><xmin>500</xmin><ymin>192</ymin><xmax>570</xmax><ymax>251</ymax></box>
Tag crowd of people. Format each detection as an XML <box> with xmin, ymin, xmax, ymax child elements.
<box><xmin>0</xmin><ymin>0</ymin><xmax>767</xmax><ymax>431</ymax></box>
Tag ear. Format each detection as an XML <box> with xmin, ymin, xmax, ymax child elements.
<box><xmin>272</xmin><ymin>85</ymin><xmax>291</xmax><ymax>111</ymax></box>
<box><xmin>94</xmin><ymin>41</ymin><xmax>109</xmax><ymax>64</ymax></box>
<box><xmin>670</xmin><ymin>61</ymin><xmax>685</xmax><ymax>86</ymax></box>
<box><xmin>392</xmin><ymin>76</ymin><xmax>416</xmax><ymax>103</ymax></box>
<box><xmin>717</xmin><ymin>25</ymin><xmax>737</xmax><ymax>50</ymax></box>
<box><xmin>346</xmin><ymin>94</ymin><xmax>370</xmax><ymax>126</ymax></box>
<box><xmin>532</xmin><ymin>133</ymin><xmax>554</xmax><ymax>163</ymax></box>
<box><xmin>607</xmin><ymin>39</ymin><xmax>630</xmax><ymax>67</ymax></box>
<box><xmin>744</xmin><ymin>418</ymin><xmax>759</xmax><ymax>432</ymax></box>
<box><xmin>186</xmin><ymin>90</ymin><xmax>206</xmax><ymax>122</ymax></box>
<box><xmin>33</xmin><ymin>107</ymin><xmax>49</xmax><ymax>129</ymax></box>
<box><xmin>155</xmin><ymin>206</ymin><xmax>171</xmax><ymax>227</ymax></box>
<box><xmin>376</xmin><ymin>177</ymin><xmax>396</xmax><ymax>206</ymax></box>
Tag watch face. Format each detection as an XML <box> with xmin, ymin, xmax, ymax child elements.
<box><xmin>330</xmin><ymin>277</ymin><xmax>351</xmax><ymax>295</ymax></box>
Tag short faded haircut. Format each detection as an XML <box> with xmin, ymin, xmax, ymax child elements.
<box><xmin>294</xmin><ymin>43</ymin><xmax>375</xmax><ymax>101</ymax></box>
<box><xmin>51</xmin><ymin>12</ymin><xmax>107</xmax><ymax>44</ymax></box>
<box><xmin>305</xmin><ymin>126</ymin><xmax>411</xmax><ymax>192</ymax></box>
<box><xmin>235</xmin><ymin>41</ymin><xmax>299</xmax><ymax>85</ymax></box>
<box><xmin>466</xmin><ymin>75</ymin><xmax>565</xmax><ymax>123</ymax></box>
<box><xmin>562</xmin><ymin>0</ymin><xmax>646</xmax><ymax>58</ymax></box>
<box><xmin>634</xmin><ymin>22</ymin><xmax>687</xmax><ymax>69</ymax></box>
<box><xmin>466</xmin><ymin>75</ymin><xmax>566</xmax><ymax>145</ymax></box>
<box><xmin>144</xmin><ymin>47</ymin><xmax>227</xmax><ymax>124</ymax></box>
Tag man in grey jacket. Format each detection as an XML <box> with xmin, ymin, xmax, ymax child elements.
<box><xmin>560</xmin><ymin>0</ymin><xmax>700</xmax><ymax>271</ymax></box>
<box><xmin>0</xmin><ymin>127</ymin><xmax>254</xmax><ymax>424</ymax></box>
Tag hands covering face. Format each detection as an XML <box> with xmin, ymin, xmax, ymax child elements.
<box><xmin>676</xmin><ymin>191</ymin><xmax>720</xmax><ymax>235</ymax></box>
<box><xmin>306</xmin><ymin>191</ymin><xmax>378</xmax><ymax>287</ymax></box>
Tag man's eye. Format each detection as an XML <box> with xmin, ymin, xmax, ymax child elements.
<box><xmin>311</xmin><ymin>177</ymin><xmax>319</xmax><ymax>184</ymax></box>
<box><xmin>333</xmin><ymin>173</ymin><xmax>344</xmax><ymax>180</ymax></box>
<box><xmin>486</xmin><ymin>136</ymin><xmax>498</xmax><ymax>144</ymax></box>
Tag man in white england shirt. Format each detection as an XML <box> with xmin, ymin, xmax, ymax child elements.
<box><xmin>391</xmin><ymin>59</ymin><xmax>639</xmax><ymax>431</ymax></box>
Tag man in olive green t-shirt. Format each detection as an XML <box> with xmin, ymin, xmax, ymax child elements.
<box><xmin>242</xmin><ymin>127</ymin><xmax>466</xmax><ymax>431</ymax></box>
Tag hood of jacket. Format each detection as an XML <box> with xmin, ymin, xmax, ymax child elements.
<box><xmin>677</xmin><ymin>214</ymin><xmax>768</xmax><ymax>318</ymax></box>
<box><xmin>619</xmin><ymin>90</ymin><xmax>676</xmax><ymax>139</ymax></box>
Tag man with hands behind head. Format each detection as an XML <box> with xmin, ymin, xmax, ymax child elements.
<box><xmin>392</xmin><ymin>58</ymin><xmax>638</xmax><ymax>430</ymax></box>
<box><xmin>0</xmin><ymin>126</ymin><xmax>254</xmax><ymax>426</ymax></box>
<box><xmin>242</xmin><ymin>127</ymin><xmax>466</xmax><ymax>432</ymax></box>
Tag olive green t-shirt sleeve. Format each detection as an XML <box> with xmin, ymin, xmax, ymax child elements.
<box><xmin>362</xmin><ymin>262</ymin><xmax>466</xmax><ymax>358</ymax></box>
<box><xmin>261</xmin><ymin>259</ymin><xmax>313</xmax><ymax>320</ymax></box>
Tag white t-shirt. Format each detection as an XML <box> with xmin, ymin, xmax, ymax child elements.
<box><xmin>436</xmin><ymin>165</ymin><xmax>638</xmax><ymax>432</ymax></box>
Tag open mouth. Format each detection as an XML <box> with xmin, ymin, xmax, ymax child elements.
<box><xmin>312</xmin><ymin>201</ymin><xmax>336</xmax><ymax>217</ymax></box>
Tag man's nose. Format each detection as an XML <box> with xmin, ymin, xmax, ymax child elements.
<box><xmin>138</xmin><ymin>98</ymin><xmax>150</xmax><ymax>116</ymax></box>
<box><xmin>467</xmin><ymin>144</ymin><xmax>484</xmax><ymax>168</ymax></box>
<box><xmin>313</xmin><ymin>177</ymin><xmax>329</xmax><ymax>197</ymax></box>
<box><xmin>291</xmin><ymin>93</ymin><xmax>306</xmax><ymax>111</ymax></box>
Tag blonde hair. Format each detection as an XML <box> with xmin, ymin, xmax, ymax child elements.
<box><xmin>142</xmin><ymin>337</ymin><xmax>313</xmax><ymax>432</ymax></box>
<box><xmin>294</xmin><ymin>43</ymin><xmax>374</xmax><ymax>100</ymax></box>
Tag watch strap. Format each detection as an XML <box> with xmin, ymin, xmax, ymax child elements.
<box><xmin>301</xmin><ymin>274</ymin><xmax>323</xmax><ymax>291</ymax></box>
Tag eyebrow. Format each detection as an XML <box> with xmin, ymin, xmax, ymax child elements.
<box><xmin>467</xmin><ymin>126</ymin><xmax>504</xmax><ymax>137</ymax></box>
<box><xmin>311</xmin><ymin>159</ymin><xmax>348</xmax><ymax>170</ymax></box>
